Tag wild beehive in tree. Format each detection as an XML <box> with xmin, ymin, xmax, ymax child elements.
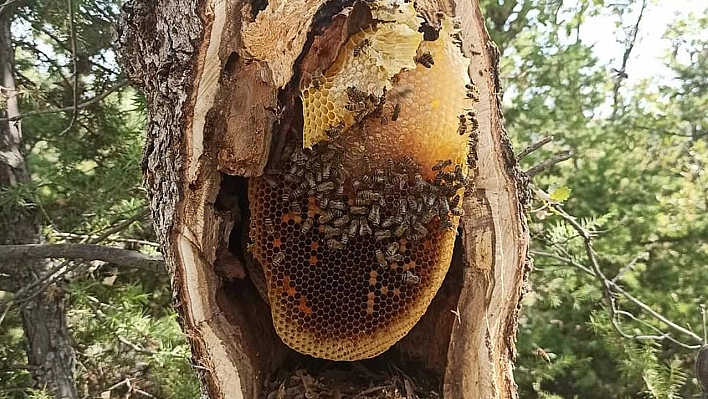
<box><xmin>116</xmin><ymin>0</ymin><xmax>529</xmax><ymax>396</ymax></box>
<box><xmin>249</xmin><ymin>2</ymin><xmax>479</xmax><ymax>360</ymax></box>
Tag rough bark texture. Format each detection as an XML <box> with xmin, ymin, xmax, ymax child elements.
<box><xmin>0</xmin><ymin>12</ymin><xmax>79</xmax><ymax>399</ymax></box>
<box><xmin>116</xmin><ymin>0</ymin><xmax>529</xmax><ymax>398</ymax></box>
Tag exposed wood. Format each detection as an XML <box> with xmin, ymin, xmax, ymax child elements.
<box><xmin>116</xmin><ymin>0</ymin><xmax>528</xmax><ymax>398</ymax></box>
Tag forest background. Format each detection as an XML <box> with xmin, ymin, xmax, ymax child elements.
<box><xmin>0</xmin><ymin>0</ymin><xmax>707</xmax><ymax>398</ymax></box>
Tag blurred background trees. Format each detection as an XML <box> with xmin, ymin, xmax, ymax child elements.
<box><xmin>0</xmin><ymin>0</ymin><xmax>706</xmax><ymax>397</ymax></box>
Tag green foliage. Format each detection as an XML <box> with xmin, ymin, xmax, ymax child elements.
<box><xmin>482</xmin><ymin>1</ymin><xmax>708</xmax><ymax>398</ymax></box>
<box><xmin>0</xmin><ymin>0</ymin><xmax>200</xmax><ymax>397</ymax></box>
<box><xmin>2</xmin><ymin>0</ymin><xmax>707</xmax><ymax>398</ymax></box>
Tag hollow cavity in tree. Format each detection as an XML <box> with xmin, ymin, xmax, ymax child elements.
<box><xmin>249</xmin><ymin>0</ymin><xmax>480</xmax><ymax>361</ymax></box>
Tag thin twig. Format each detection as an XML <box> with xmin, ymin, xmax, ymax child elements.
<box><xmin>533</xmin><ymin>199</ymin><xmax>704</xmax><ymax>346</ymax></box>
<box><xmin>611</xmin><ymin>251</ymin><xmax>648</xmax><ymax>284</ymax></box>
<box><xmin>517</xmin><ymin>135</ymin><xmax>554</xmax><ymax>160</ymax></box>
<box><xmin>525</xmin><ymin>150</ymin><xmax>573</xmax><ymax>178</ymax></box>
<box><xmin>57</xmin><ymin>0</ymin><xmax>79</xmax><ymax>136</ymax></box>
<box><xmin>611</xmin><ymin>0</ymin><xmax>648</xmax><ymax>119</ymax></box>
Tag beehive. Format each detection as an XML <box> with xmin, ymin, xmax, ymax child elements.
<box><xmin>248</xmin><ymin>1</ymin><xmax>478</xmax><ymax>361</ymax></box>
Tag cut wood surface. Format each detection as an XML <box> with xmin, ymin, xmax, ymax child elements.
<box><xmin>116</xmin><ymin>0</ymin><xmax>529</xmax><ymax>398</ymax></box>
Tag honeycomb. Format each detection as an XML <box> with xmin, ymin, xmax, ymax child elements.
<box><xmin>248</xmin><ymin>1</ymin><xmax>479</xmax><ymax>361</ymax></box>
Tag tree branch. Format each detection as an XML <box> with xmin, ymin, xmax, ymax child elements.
<box><xmin>525</xmin><ymin>150</ymin><xmax>573</xmax><ymax>178</ymax></box>
<box><xmin>611</xmin><ymin>0</ymin><xmax>648</xmax><ymax>119</ymax></box>
<box><xmin>0</xmin><ymin>80</ymin><xmax>130</xmax><ymax>122</ymax></box>
<box><xmin>517</xmin><ymin>135</ymin><xmax>553</xmax><ymax>161</ymax></box>
<box><xmin>0</xmin><ymin>244</ymin><xmax>164</xmax><ymax>274</ymax></box>
<box><xmin>531</xmin><ymin>194</ymin><xmax>703</xmax><ymax>347</ymax></box>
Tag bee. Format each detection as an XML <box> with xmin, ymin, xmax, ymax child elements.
<box><xmin>292</xmin><ymin>150</ymin><xmax>309</xmax><ymax>166</ymax></box>
<box><xmin>438</xmin><ymin>197</ymin><xmax>451</xmax><ymax>214</ymax></box>
<box><xmin>451</xmin><ymin>207</ymin><xmax>464</xmax><ymax>217</ymax></box>
<box><xmin>368</xmin><ymin>204</ymin><xmax>380</xmax><ymax>226</ymax></box>
<box><xmin>335</xmin><ymin>184</ymin><xmax>345</xmax><ymax>196</ymax></box>
<box><xmin>392</xmin><ymin>173</ymin><xmax>407</xmax><ymax>190</ymax></box>
<box><xmin>394</xmin><ymin>222</ymin><xmax>408</xmax><ymax>238</ymax></box>
<box><xmin>272</xmin><ymin>252</ymin><xmax>286</xmax><ymax>267</ymax></box>
<box><xmin>284</xmin><ymin>172</ymin><xmax>300</xmax><ymax>183</ymax></box>
<box><xmin>264</xmin><ymin>218</ymin><xmax>276</xmax><ymax>235</ymax></box>
<box><xmin>315</xmin><ymin>194</ymin><xmax>329</xmax><ymax>209</ymax></box>
<box><xmin>375</xmin><ymin>249</ymin><xmax>388</xmax><ymax>268</ymax></box>
<box><xmin>353</xmin><ymin>38</ymin><xmax>371</xmax><ymax>57</ymax></box>
<box><xmin>350</xmin><ymin>205</ymin><xmax>369</xmax><ymax>215</ymax></box>
<box><xmin>412</xmin><ymin>221</ymin><xmax>428</xmax><ymax>236</ymax></box>
<box><xmin>387</xmin><ymin>253</ymin><xmax>403</xmax><ymax>263</ymax></box>
<box><xmin>415</xmin><ymin>51</ymin><xmax>434</xmax><ymax>68</ymax></box>
<box><xmin>301</xmin><ymin>217</ymin><xmax>314</xmax><ymax>233</ymax></box>
<box><xmin>449</xmin><ymin>193</ymin><xmax>461</xmax><ymax>206</ymax></box>
<box><xmin>381</xmin><ymin>216</ymin><xmax>395</xmax><ymax>229</ymax></box>
<box><xmin>465</xmin><ymin>83</ymin><xmax>480</xmax><ymax>101</ymax></box>
<box><xmin>385</xmin><ymin>242</ymin><xmax>399</xmax><ymax>257</ymax></box>
<box><xmin>281</xmin><ymin>191</ymin><xmax>291</xmax><ymax>203</ymax></box>
<box><xmin>457</xmin><ymin>114</ymin><xmax>469</xmax><ymax>136</ymax></box>
<box><xmin>346</xmin><ymin>86</ymin><xmax>368</xmax><ymax>103</ymax></box>
<box><xmin>311</xmin><ymin>70</ymin><xmax>324</xmax><ymax>90</ymax></box>
<box><xmin>345</xmin><ymin>101</ymin><xmax>366</xmax><ymax>112</ymax></box>
<box><xmin>401</xmin><ymin>271</ymin><xmax>421</xmax><ymax>285</ymax></box>
<box><xmin>316</xmin><ymin>181</ymin><xmax>334</xmax><ymax>192</ymax></box>
<box><xmin>358</xmin><ymin>190</ymin><xmax>381</xmax><ymax>202</ymax></box>
<box><xmin>324</xmin><ymin>225</ymin><xmax>342</xmax><ymax>238</ymax></box>
<box><xmin>360</xmin><ymin>174</ymin><xmax>373</xmax><ymax>188</ymax></box>
<box><xmin>535</xmin><ymin>348</ymin><xmax>552</xmax><ymax>363</ymax></box>
<box><xmin>380</xmin><ymin>114</ymin><xmax>388</xmax><ymax>125</ymax></box>
<box><xmin>327</xmin><ymin>238</ymin><xmax>345</xmax><ymax>250</ymax></box>
<box><xmin>433</xmin><ymin>159</ymin><xmax>453</xmax><ymax>171</ymax></box>
<box><xmin>373</xmin><ymin>169</ymin><xmax>386</xmax><ymax>184</ymax></box>
<box><xmin>407</xmin><ymin>195</ymin><xmax>418</xmax><ymax>212</ymax></box>
<box><xmin>325</xmin><ymin>122</ymin><xmax>345</xmax><ymax>139</ymax></box>
<box><xmin>320</xmin><ymin>148</ymin><xmax>336</xmax><ymax>162</ymax></box>
<box><xmin>290</xmin><ymin>201</ymin><xmax>302</xmax><ymax>214</ymax></box>
<box><xmin>263</xmin><ymin>174</ymin><xmax>278</xmax><ymax>188</ymax></box>
<box><xmin>352</xmin><ymin>179</ymin><xmax>363</xmax><ymax>191</ymax></box>
<box><xmin>424</xmin><ymin>190</ymin><xmax>437</xmax><ymax>207</ymax></box>
<box><xmin>329</xmin><ymin>200</ymin><xmax>347</xmax><ymax>211</ymax></box>
<box><xmin>391</xmin><ymin>103</ymin><xmax>401</xmax><ymax>121</ymax></box>
<box><xmin>399</xmin><ymin>155</ymin><xmax>417</xmax><ymax>170</ymax></box>
<box><xmin>412</xmin><ymin>174</ymin><xmax>426</xmax><ymax>192</ymax></box>
<box><xmin>439</xmin><ymin>214</ymin><xmax>453</xmax><ymax>230</ymax></box>
<box><xmin>322</xmin><ymin>163</ymin><xmax>332</xmax><ymax>180</ymax></box>
<box><xmin>349</xmin><ymin>218</ymin><xmax>360</xmax><ymax>238</ymax></box>
<box><xmin>394</xmin><ymin>202</ymin><xmax>407</xmax><ymax>224</ymax></box>
<box><xmin>434</xmin><ymin>172</ymin><xmax>444</xmax><ymax>186</ymax></box>
<box><xmin>319</xmin><ymin>210</ymin><xmax>335</xmax><ymax>224</ymax></box>
<box><xmin>304</xmin><ymin>172</ymin><xmax>316</xmax><ymax>189</ymax></box>
<box><xmin>375</xmin><ymin>230</ymin><xmax>392</xmax><ymax>241</ymax></box>
<box><xmin>421</xmin><ymin>209</ymin><xmax>435</xmax><ymax>224</ymax></box>
<box><xmin>332</xmin><ymin>214</ymin><xmax>350</xmax><ymax>228</ymax></box>
<box><xmin>359</xmin><ymin>219</ymin><xmax>372</xmax><ymax>236</ymax></box>
<box><xmin>454</xmin><ymin>165</ymin><xmax>464</xmax><ymax>181</ymax></box>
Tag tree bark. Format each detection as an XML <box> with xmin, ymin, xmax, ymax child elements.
<box><xmin>116</xmin><ymin>0</ymin><xmax>529</xmax><ymax>398</ymax></box>
<box><xmin>0</xmin><ymin>10</ymin><xmax>79</xmax><ymax>399</ymax></box>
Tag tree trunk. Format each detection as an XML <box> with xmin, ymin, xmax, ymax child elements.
<box><xmin>0</xmin><ymin>11</ymin><xmax>79</xmax><ymax>399</ymax></box>
<box><xmin>116</xmin><ymin>0</ymin><xmax>529</xmax><ymax>398</ymax></box>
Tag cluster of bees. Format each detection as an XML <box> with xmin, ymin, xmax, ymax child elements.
<box><xmin>264</xmin><ymin>136</ymin><xmax>466</xmax><ymax>278</ymax></box>
<box><xmin>341</xmin><ymin>86</ymin><xmax>400</xmax><ymax>127</ymax></box>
